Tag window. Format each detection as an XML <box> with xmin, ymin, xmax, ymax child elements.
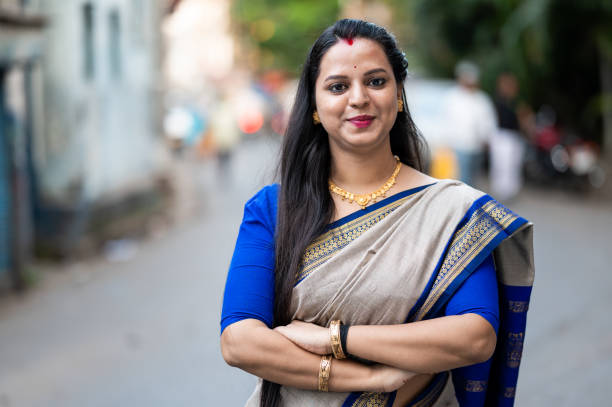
<box><xmin>109</xmin><ymin>9</ymin><xmax>121</xmax><ymax>80</ymax></box>
<box><xmin>82</xmin><ymin>3</ymin><xmax>95</xmax><ymax>80</ymax></box>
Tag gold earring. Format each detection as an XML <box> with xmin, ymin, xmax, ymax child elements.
<box><xmin>313</xmin><ymin>111</ymin><xmax>321</xmax><ymax>125</ymax></box>
<box><xmin>397</xmin><ymin>99</ymin><xmax>404</xmax><ymax>112</ymax></box>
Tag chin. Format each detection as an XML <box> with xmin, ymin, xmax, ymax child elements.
<box><xmin>339</xmin><ymin>133</ymin><xmax>387</xmax><ymax>151</ymax></box>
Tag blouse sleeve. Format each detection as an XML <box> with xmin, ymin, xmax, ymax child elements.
<box><xmin>443</xmin><ymin>254</ymin><xmax>500</xmax><ymax>333</ymax></box>
<box><xmin>220</xmin><ymin>185</ymin><xmax>278</xmax><ymax>334</ymax></box>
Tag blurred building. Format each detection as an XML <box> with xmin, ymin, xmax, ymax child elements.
<box><xmin>162</xmin><ymin>0</ymin><xmax>236</xmax><ymax>149</ymax></box>
<box><xmin>163</xmin><ymin>0</ymin><xmax>234</xmax><ymax>92</ymax></box>
<box><xmin>0</xmin><ymin>0</ymin><xmax>46</xmax><ymax>289</ymax></box>
<box><xmin>1</xmin><ymin>0</ymin><xmax>170</xmax><ymax>289</ymax></box>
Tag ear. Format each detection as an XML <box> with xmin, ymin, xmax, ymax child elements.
<box><xmin>397</xmin><ymin>88</ymin><xmax>403</xmax><ymax>99</ymax></box>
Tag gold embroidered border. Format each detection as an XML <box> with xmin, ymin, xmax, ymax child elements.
<box><xmin>414</xmin><ymin>200</ymin><xmax>518</xmax><ymax>321</ymax></box>
<box><xmin>465</xmin><ymin>380</ymin><xmax>487</xmax><ymax>392</ymax></box>
<box><xmin>507</xmin><ymin>332</ymin><xmax>524</xmax><ymax>368</ymax></box>
<box><xmin>296</xmin><ymin>195</ymin><xmax>411</xmax><ymax>283</ymax></box>
<box><xmin>508</xmin><ymin>301</ymin><xmax>529</xmax><ymax>313</ymax></box>
<box><xmin>350</xmin><ymin>392</ymin><xmax>390</xmax><ymax>407</ymax></box>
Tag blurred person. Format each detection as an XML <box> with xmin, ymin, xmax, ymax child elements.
<box><xmin>185</xmin><ymin>108</ymin><xmax>206</xmax><ymax>148</ymax></box>
<box><xmin>210</xmin><ymin>92</ymin><xmax>240</xmax><ymax>182</ymax></box>
<box><xmin>445</xmin><ymin>61</ymin><xmax>497</xmax><ymax>186</ymax></box>
<box><xmin>220</xmin><ymin>19</ymin><xmax>534</xmax><ymax>407</ymax></box>
<box><xmin>490</xmin><ymin>73</ymin><xmax>525</xmax><ymax>201</ymax></box>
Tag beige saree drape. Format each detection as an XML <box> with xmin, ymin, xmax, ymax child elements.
<box><xmin>246</xmin><ymin>179</ymin><xmax>534</xmax><ymax>407</ymax></box>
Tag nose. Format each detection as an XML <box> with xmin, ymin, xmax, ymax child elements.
<box><xmin>348</xmin><ymin>82</ymin><xmax>369</xmax><ymax>108</ymax></box>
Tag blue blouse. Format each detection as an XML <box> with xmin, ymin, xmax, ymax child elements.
<box><xmin>221</xmin><ymin>184</ymin><xmax>499</xmax><ymax>335</ymax></box>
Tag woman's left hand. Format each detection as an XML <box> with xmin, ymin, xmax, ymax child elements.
<box><xmin>274</xmin><ymin>320</ymin><xmax>332</xmax><ymax>355</ymax></box>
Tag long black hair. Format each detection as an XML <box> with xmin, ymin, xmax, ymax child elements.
<box><xmin>262</xmin><ymin>19</ymin><xmax>426</xmax><ymax>407</ymax></box>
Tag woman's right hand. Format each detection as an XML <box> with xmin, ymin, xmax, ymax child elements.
<box><xmin>369</xmin><ymin>364</ymin><xmax>418</xmax><ymax>393</ymax></box>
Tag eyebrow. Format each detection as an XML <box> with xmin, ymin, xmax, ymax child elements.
<box><xmin>363</xmin><ymin>68</ymin><xmax>388</xmax><ymax>76</ymax></box>
<box><xmin>323</xmin><ymin>68</ymin><xmax>388</xmax><ymax>82</ymax></box>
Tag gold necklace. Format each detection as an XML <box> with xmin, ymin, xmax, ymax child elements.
<box><xmin>329</xmin><ymin>156</ymin><xmax>401</xmax><ymax>209</ymax></box>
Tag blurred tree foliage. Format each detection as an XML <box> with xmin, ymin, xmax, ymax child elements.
<box><xmin>402</xmin><ymin>0</ymin><xmax>612</xmax><ymax>142</ymax></box>
<box><xmin>231</xmin><ymin>0</ymin><xmax>339</xmax><ymax>74</ymax></box>
<box><xmin>232</xmin><ymin>0</ymin><xmax>611</xmax><ymax>142</ymax></box>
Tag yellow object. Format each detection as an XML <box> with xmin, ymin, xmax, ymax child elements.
<box><xmin>313</xmin><ymin>111</ymin><xmax>321</xmax><ymax>125</ymax></box>
<box><xmin>329</xmin><ymin>156</ymin><xmax>402</xmax><ymax>209</ymax></box>
<box><xmin>398</xmin><ymin>98</ymin><xmax>404</xmax><ymax>112</ymax></box>
<box><xmin>430</xmin><ymin>147</ymin><xmax>458</xmax><ymax>180</ymax></box>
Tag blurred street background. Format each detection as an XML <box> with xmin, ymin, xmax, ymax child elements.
<box><xmin>0</xmin><ymin>0</ymin><xmax>611</xmax><ymax>406</ymax></box>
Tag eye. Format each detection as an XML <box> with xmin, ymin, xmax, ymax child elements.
<box><xmin>368</xmin><ymin>77</ymin><xmax>386</xmax><ymax>87</ymax></box>
<box><xmin>328</xmin><ymin>83</ymin><xmax>348</xmax><ymax>93</ymax></box>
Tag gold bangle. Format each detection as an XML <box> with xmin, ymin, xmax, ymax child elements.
<box><xmin>330</xmin><ymin>320</ymin><xmax>346</xmax><ymax>359</ymax></box>
<box><xmin>318</xmin><ymin>355</ymin><xmax>332</xmax><ymax>392</ymax></box>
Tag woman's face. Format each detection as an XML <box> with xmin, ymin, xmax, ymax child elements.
<box><xmin>314</xmin><ymin>38</ymin><xmax>400</xmax><ymax>153</ymax></box>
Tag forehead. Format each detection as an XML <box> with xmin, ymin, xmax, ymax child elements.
<box><xmin>318</xmin><ymin>38</ymin><xmax>392</xmax><ymax>76</ymax></box>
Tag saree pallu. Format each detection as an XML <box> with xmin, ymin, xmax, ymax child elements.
<box><xmin>246</xmin><ymin>179</ymin><xmax>534</xmax><ymax>407</ymax></box>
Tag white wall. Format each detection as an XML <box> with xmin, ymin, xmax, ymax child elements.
<box><xmin>38</xmin><ymin>0</ymin><xmax>165</xmax><ymax>205</ymax></box>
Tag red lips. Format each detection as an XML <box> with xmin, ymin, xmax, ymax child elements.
<box><xmin>348</xmin><ymin>115</ymin><xmax>374</xmax><ymax>128</ymax></box>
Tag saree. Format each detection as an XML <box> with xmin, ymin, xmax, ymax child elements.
<box><xmin>245</xmin><ymin>179</ymin><xmax>534</xmax><ymax>407</ymax></box>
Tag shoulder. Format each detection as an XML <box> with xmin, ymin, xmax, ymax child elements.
<box><xmin>475</xmin><ymin>89</ymin><xmax>492</xmax><ymax>100</ymax></box>
<box><xmin>425</xmin><ymin>179</ymin><xmax>487</xmax><ymax>210</ymax></box>
<box><xmin>398</xmin><ymin>167</ymin><xmax>485</xmax><ymax>207</ymax></box>
<box><xmin>245</xmin><ymin>183</ymin><xmax>279</xmax><ymax>208</ymax></box>
<box><xmin>243</xmin><ymin>184</ymin><xmax>280</xmax><ymax>229</ymax></box>
<box><xmin>475</xmin><ymin>90</ymin><xmax>495</xmax><ymax>107</ymax></box>
<box><xmin>397</xmin><ymin>165</ymin><xmax>437</xmax><ymax>192</ymax></box>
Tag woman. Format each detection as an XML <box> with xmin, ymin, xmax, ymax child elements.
<box><xmin>220</xmin><ymin>19</ymin><xmax>534</xmax><ymax>407</ymax></box>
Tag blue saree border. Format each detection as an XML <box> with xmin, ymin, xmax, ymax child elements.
<box><xmin>330</xmin><ymin>191</ymin><xmax>531</xmax><ymax>407</ymax></box>
<box><xmin>408</xmin><ymin>195</ymin><xmax>528</xmax><ymax>322</ymax></box>
<box><xmin>296</xmin><ymin>183</ymin><xmax>436</xmax><ymax>285</ymax></box>
<box><xmin>325</xmin><ymin>183</ymin><xmax>437</xmax><ymax>231</ymax></box>
<box><xmin>404</xmin><ymin>195</ymin><xmax>495</xmax><ymax>322</ymax></box>
<box><xmin>402</xmin><ymin>194</ymin><xmax>532</xmax><ymax>407</ymax></box>
<box><xmin>484</xmin><ymin>284</ymin><xmax>533</xmax><ymax>406</ymax></box>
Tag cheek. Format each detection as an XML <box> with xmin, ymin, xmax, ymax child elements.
<box><xmin>314</xmin><ymin>90</ymin><xmax>328</xmax><ymax>112</ymax></box>
<box><xmin>314</xmin><ymin>86</ymin><xmax>334</xmax><ymax>110</ymax></box>
<box><xmin>379</xmin><ymin>96</ymin><xmax>399</xmax><ymax>128</ymax></box>
<box><xmin>317</xmin><ymin>96</ymin><xmax>344</xmax><ymax>118</ymax></box>
<box><xmin>378</xmin><ymin>96</ymin><xmax>397</xmax><ymax>116</ymax></box>
<box><xmin>387</xmin><ymin>111</ymin><xmax>399</xmax><ymax>129</ymax></box>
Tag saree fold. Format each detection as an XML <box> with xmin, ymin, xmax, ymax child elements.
<box><xmin>246</xmin><ymin>179</ymin><xmax>534</xmax><ymax>407</ymax></box>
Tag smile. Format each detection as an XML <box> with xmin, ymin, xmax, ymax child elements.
<box><xmin>348</xmin><ymin>115</ymin><xmax>374</xmax><ymax>128</ymax></box>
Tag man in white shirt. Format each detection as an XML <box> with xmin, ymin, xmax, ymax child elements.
<box><xmin>444</xmin><ymin>61</ymin><xmax>497</xmax><ymax>186</ymax></box>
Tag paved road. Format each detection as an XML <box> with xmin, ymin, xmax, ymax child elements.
<box><xmin>0</xmin><ymin>137</ymin><xmax>610</xmax><ymax>406</ymax></box>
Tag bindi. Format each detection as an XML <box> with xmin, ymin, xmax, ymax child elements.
<box><xmin>354</xmin><ymin>65</ymin><xmax>357</xmax><ymax>69</ymax></box>
<box><xmin>343</xmin><ymin>37</ymin><xmax>354</xmax><ymax>46</ymax></box>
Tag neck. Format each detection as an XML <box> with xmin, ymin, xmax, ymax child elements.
<box><xmin>329</xmin><ymin>144</ymin><xmax>397</xmax><ymax>193</ymax></box>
